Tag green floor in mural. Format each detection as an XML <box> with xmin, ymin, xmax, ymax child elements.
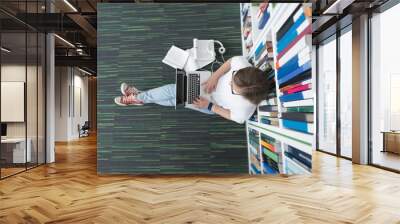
<box><xmin>97</xmin><ymin>3</ymin><xmax>248</xmax><ymax>174</ymax></box>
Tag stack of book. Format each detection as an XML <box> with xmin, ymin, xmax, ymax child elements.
<box><xmin>257</xmin><ymin>3</ymin><xmax>270</xmax><ymax>30</ymax></box>
<box><xmin>248</xmin><ymin>128</ymin><xmax>261</xmax><ymax>174</ymax></box>
<box><xmin>241</xmin><ymin>4</ymin><xmax>253</xmax><ymax>55</ymax></box>
<box><xmin>284</xmin><ymin>144</ymin><xmax>311</xmax><ymax>174</ymax></box>
<box><xmin>261</xmin><ymin>133</ymin><xmax>280</xmax><ymax>174</ymax></box>
<box><xmin>275</xmin><ymin>5</ymin><xmax>313</xmax><ymax>134</ymax></box>
<box><xmin>255</xmin><ymin>41</ymin><xmax>274</xmax><ymax>70</ymax></box>
<box><xmin>258</xmin><ymin>75</ymin><xmax>278</xmax><ymax>127</ymax></box>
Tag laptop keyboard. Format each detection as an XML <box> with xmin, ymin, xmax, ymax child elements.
<box><xmin>188</xmin><ymin>73</ymin><xmax>200</xmax><ymax>104</ymax></box>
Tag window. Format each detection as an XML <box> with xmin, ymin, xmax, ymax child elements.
<box><xmin>370</xmin><ymin>3</ymin><xmax>400</xmax><ymax>171</ymax></box>
<box><xmin>317</xmin><ymin>36</ymin><xmax>337</xmax><ymax>155</ymax></box>
<box><xmin>339</xmin><ymin>28</ymin><xmax>352</xmax><ymax>158</ymax></box>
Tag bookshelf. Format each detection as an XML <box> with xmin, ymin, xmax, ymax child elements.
<box><xmin>241</xmin><ymin>3</ymin><xmax>313</xmax><ymax>175</ymax></box>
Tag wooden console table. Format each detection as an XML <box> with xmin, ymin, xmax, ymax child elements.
<box><xmin>381</xmin><ymin>131</ymin><xmax>400</xmax><ymax>155</ymax></box>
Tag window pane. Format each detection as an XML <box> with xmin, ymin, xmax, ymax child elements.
<box><xmin>340</xmin><ymin>29</ymin><xmax>352</xmax><ymax>158</ymax></box>
<box><xmin>371</xmin><ymin>3</ymin><xmax>400</xmax><ymax>171</ymax></box>
<box><xmin>318</xmin><ymin>37</ymin><xmax>337</xmax><ymax>154</ymax></box>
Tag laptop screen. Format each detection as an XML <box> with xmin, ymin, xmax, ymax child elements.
<box><xmin>1</xmin><ymin>123</ymin><xmax>7</xmax><ymax>137</ymax></box>
<box><xmin>176</xmin><ymin>70</ymin><xmax>185</xmax><ymax>105</ymax></box>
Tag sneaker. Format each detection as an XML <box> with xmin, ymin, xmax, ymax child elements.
<box><xmin>114</xmin><ymin>95</ymin><xmax>144</xmax><ymax>106</ymax></box>
<box><xmin>120</xmin><ymin>82</ymin><xmax>140</xmax><ymax>96</ymax></box>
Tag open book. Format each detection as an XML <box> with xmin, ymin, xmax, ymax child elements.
<box><xmin>162</xmin><ymin>45</ymin><xmax>189</xmax><ymax>69</ymax></box>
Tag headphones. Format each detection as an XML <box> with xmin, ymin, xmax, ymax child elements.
<box><xmin>214</xmin><ymin>40</ymin><xmax>226</xmax><ymax>55</ymax></box>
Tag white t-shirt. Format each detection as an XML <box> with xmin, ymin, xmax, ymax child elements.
<box><xmin>210</xmin><ymin>56</ymin><xmax>257</xmax><ymax>124</ymax></box>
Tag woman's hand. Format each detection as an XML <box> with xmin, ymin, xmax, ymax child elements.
<box><xmin>202</xmin><ymin>76</ymin><xmax>219</xmax><ymax>93</ymax></box>
<box><xmin>193</xmin><ymin>97</ymin><xmax>210</xmax><ymax>109</ymax></box>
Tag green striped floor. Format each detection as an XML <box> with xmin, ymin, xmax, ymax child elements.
<box><xmin>97</xmin><ymin>3</ymin><xmax>248</xmax><ymax>174</ymax></box>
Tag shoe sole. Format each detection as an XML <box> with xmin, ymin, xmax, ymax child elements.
<box><xmin>114</xmin><ymin>97</ymin><xmax>144</xmax><ymax>106</ymax></box>
<box><xmin>121</xmin><ymin>82</ymin><xmax>140</xmax><ymax>96</ymax></box>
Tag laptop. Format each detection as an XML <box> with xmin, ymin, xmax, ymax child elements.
<box><xmin>175</xmin><ymin>69</ymin><xmax>212</xmax><ymax>110</ymax></box>
<box><xmin>1</xmin><ymin>123</ymin><xmax>7</xmax><ymax>140</ymax></box>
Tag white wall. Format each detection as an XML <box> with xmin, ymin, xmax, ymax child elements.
<box><xmin>54</xmin><ymin>67</ymin><xmax>89</xmax><ymax>141</ymax></box>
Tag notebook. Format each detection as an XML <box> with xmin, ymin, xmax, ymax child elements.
<box><xmin>162</xmin><ymin>45</ymin><xmax>189</xmax><ymax>69</ymax></box>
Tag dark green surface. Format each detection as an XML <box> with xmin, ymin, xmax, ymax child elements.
<box><xmin>97</xmin><ymin>3</ymin><xmax>248</xmax><ymax>174</ymax></box>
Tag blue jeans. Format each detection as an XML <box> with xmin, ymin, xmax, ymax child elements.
<box><xmin>136</xmin><ymin>84</ymin><xmax>214</xmax><ymax>115</ymax></box>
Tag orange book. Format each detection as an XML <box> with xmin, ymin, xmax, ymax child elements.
<box><xmin>261</xmin><ymin>140</ymin><xmax>275</xmax><ymax>152</ymax></box>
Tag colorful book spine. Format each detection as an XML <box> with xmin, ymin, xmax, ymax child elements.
<box><xmin>277</xmin><ymin>40</ymin><xmax>310</xmax><ymax>69</ymax></box>
<box><xmin>283</xmin><ymin>83</ymin><xmax>311</xmax><ymax>94</ymax></box>
<box><xmin>282</xmin><ymin>119</ymin><xmax>314</xmax><ymax>134</ymax></box>
<box><xmin>278</xmin><ymin>61</ymin><xmax>311</xmax><ymax>85</ymax></box>
<box><xmin>279</xmin><ymin>89</ymin><xmax>313</xmax><ymax>102</ymax></box>
<box><xmin>284</xmin><ymin>106</ymin><xmax>314</xmax><ymax>113</ymax></box>
<box><xmin>277</xmin><ymin>54</ymin><xmax>310</xmax><ymax>80</ymax></box>
<box><xmin>259</xmin><ymin>105</ymin><xmax>278</xmax><ymax>112</ymax></box>
<box><xmin>277</xmin><ymin>13</ymin><xmax>307</xmax><ymax>53</ymax></box>
<box><xmin>281</xmin><ymin>112</ymin><xmax>314</xmax><ymax>123</ymax></box>
<box><xmin>282</xmin><ymin>99</ymin><xmax>313</xmax><ymax>107</ymax></box>
<box><xmin>280</xmin><ymin>79</ymin><xmax>311</xmax><ymax>92</ymax></box>
<box><xmin>277</xmin><ymin>24</ymin><xmax>311</xmax><ymax>61</ymax></box>
<box><xmin>276</xmin><ymin>5</ymin><xmax>302</xmax><ymax>41</ymax></box>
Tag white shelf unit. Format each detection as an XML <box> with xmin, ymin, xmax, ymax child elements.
<box><xmin>241</xmin><ymin>3</ymin><xmax>314</xmax><ymax>175</ymax></box>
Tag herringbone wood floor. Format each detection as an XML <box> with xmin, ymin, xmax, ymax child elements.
<box><xmin>1</xmin><ymin>134</ymin><xmax>400</xmax><ymax>224</ymax></box>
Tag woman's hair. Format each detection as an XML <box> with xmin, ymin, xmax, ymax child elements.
<box><xmin>233</xmin><ymin>67</ymin><xmax>270</xmax><ymax>105</ymax></box>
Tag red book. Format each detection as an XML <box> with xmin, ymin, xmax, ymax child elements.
<box><xmin>284</xmin><ymin>83</ymin><xmax>311</xmax><ymax>95</ymax></box>
<box><xmin>280</xmin><ymin>80</ymin><xmax>311</xmax><ymax>92</ymax></box>
<box><xmin>277</xmin><ymin>24</ymin><xmax>312</xmax><ymax>61</ymax></box>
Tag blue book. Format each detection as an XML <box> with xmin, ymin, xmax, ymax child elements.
<box><xmin>277</xmin><ymin>55</ymin><xmax>301</xmax><ymax>79</ymax></box>
<box><xmin>254</xmin><ymin>43</ymin><xmax>265</xmax><ymax>60</ymax></box>
<box><xmin>263</xmin><ymin>162</ymin><xmax>279</xmax><ymax>174</ymax></box>
<box><xmin>282</xmin><ymin>119</ymin><xmax>313</xmax><ymax>134</ymax></box>
<box><xmin>250</xmin><ymin>164</ymin><xmax>261</xmax><ymax>174</ymax></box>
<box><xmin>278</xmin><ymin>61</ymin><xmax>311</xmax><ymax>85</ymax></box>
<box><xmin>279</xmin><ymin>90</ymin><xmax>313</xmax><ymax>102</ymax></box>
<box><xmin>277</xmin><ymin>14</ymin><xmax>306</xmax><ymax>53</ymax></box>
<box><xmin>258</xmin><ymin>11</ymin><xmax>270</xmax><ymax>30</ymax></box>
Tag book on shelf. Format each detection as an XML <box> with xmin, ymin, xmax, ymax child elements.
<box><xmin>277</xmin><ymin>11</ymin><xmax>308</xmax><ymax>53</ymax></box>
<box><xmin>251</xmin><ymin>164</ymin><xmax>262</xmax><ymax>174</ymax></box>
<box><xmin>263</xmin><ymin>147</ymin><xmax>279</xmax><ymax>163</ymax></box>
<box><xmin>278</xmin><ymin>62</ymin><xmax>311</xmax><ymax>85</ymax></box>
<box><xmin>279</xmin><ymin>89</ymin><xmax>313</xmax><ymax>102</ymax></box>
<box><xmin>261</xmin><ymin>140</ymin><xmax>276</xmax><ymax>152</ymax></box>
<box><xmin>254</xmin><ymin>42</ymin><xmax>266</xmax><ymax>60</ymax></box>
<box><xmin>266</xmin><ymin>70</ymin><xmax>275</xmax><ymax>80</ymax></box>
<box><xmin>285</xmin><ymin>157</ymin><xmax>308</xmax><ymax>174</ymax></box>
<box><xmin>259</xmin><ymin>105</ymin><xmax>278</xmax><ymax>112</ymax></box>
<box><xmin>263</xmin><ymin>156</ymin><xmax>279</xmax><ymax>172</ymax></box>
<box><xmin>264</xmin><ymin>97</ymin><xmax>277</xmax><ymax>106</ymax></box>
<box><xmin>277</xmin><ymin>54</ymin><xmax>310</xmax><ymax>80</ymax></box>
<box><xmin>260</xmin><ymin>116</ymin><xmax>279</xmax><ymax>126</ymax></box>
<box><xmin>281</xmin><ymin>82</ymin><xmax>311</xmax><ymax>95</ymax></box>
<box><xmin>259</xmin><ymin>111</ymin><xmax>278</xmax><ymax>117</ymax></box>
<box><xmin>257</xmin><ymin>2</ymin><xmax>268</xmax><ymax>18</ymax></box>
<box><xmin>277</xmin><ymin>36</ymin><xmax>311</xmax><ymax>68</ymax></box>
<box><xmin>276</xmin><ymin>5</ymin><xmax>302</xmax><ymax>41</ymax></box>
<box><xmin>261</xmin><ymin>133</ymin><xmax>278</xmax><ymax>143</ymax></box>
<box><xmin>258</xmin><ymin>11</ymin><xmax>270</xmax><ymax>30</ymax></box>
<box><xmin>282</xmin><ymin>98</ymin><xmax>313</xmax><ymax>107</ymax></box>
<box><xmin>279</xmin><ymin>69</ymin><xmax>311</xmax><ymax>88</ymax></box>
<box><xmin>281</xmin><ymin>112</ymin><xmax>314</xmax><ymax>123</ymax></box>
<box><xmin>249</xmin><ymin>145</ymin><xmax>258</xmax><ymax>156</ymax></box>
<box><xmin>285</xmin><ymin>145</ymin><xmax>311</xmax><ymax>168</ymax></box>
<box><xmin>285</xmin><ymin>106</ymin><xmax>313</xmax><ymax>113</ymax></box>
<box><xmin>263</xmin><ymin>162</ymin><xmax>279</xmax><ymax>174</ymax></box>
<box><xmin>280</xmin><ymin>79</ymin><xmax>311</xmax><ymax>92</ymax></box>
<box><xmin>277</xmin><ymin>24</ymin><xmax>311</xmax><ymax>61</ymax></box>
<box><xmin>281</xmin><ymin>119</ymin><xmax>314</xmax><ymax>134</ymax></box>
